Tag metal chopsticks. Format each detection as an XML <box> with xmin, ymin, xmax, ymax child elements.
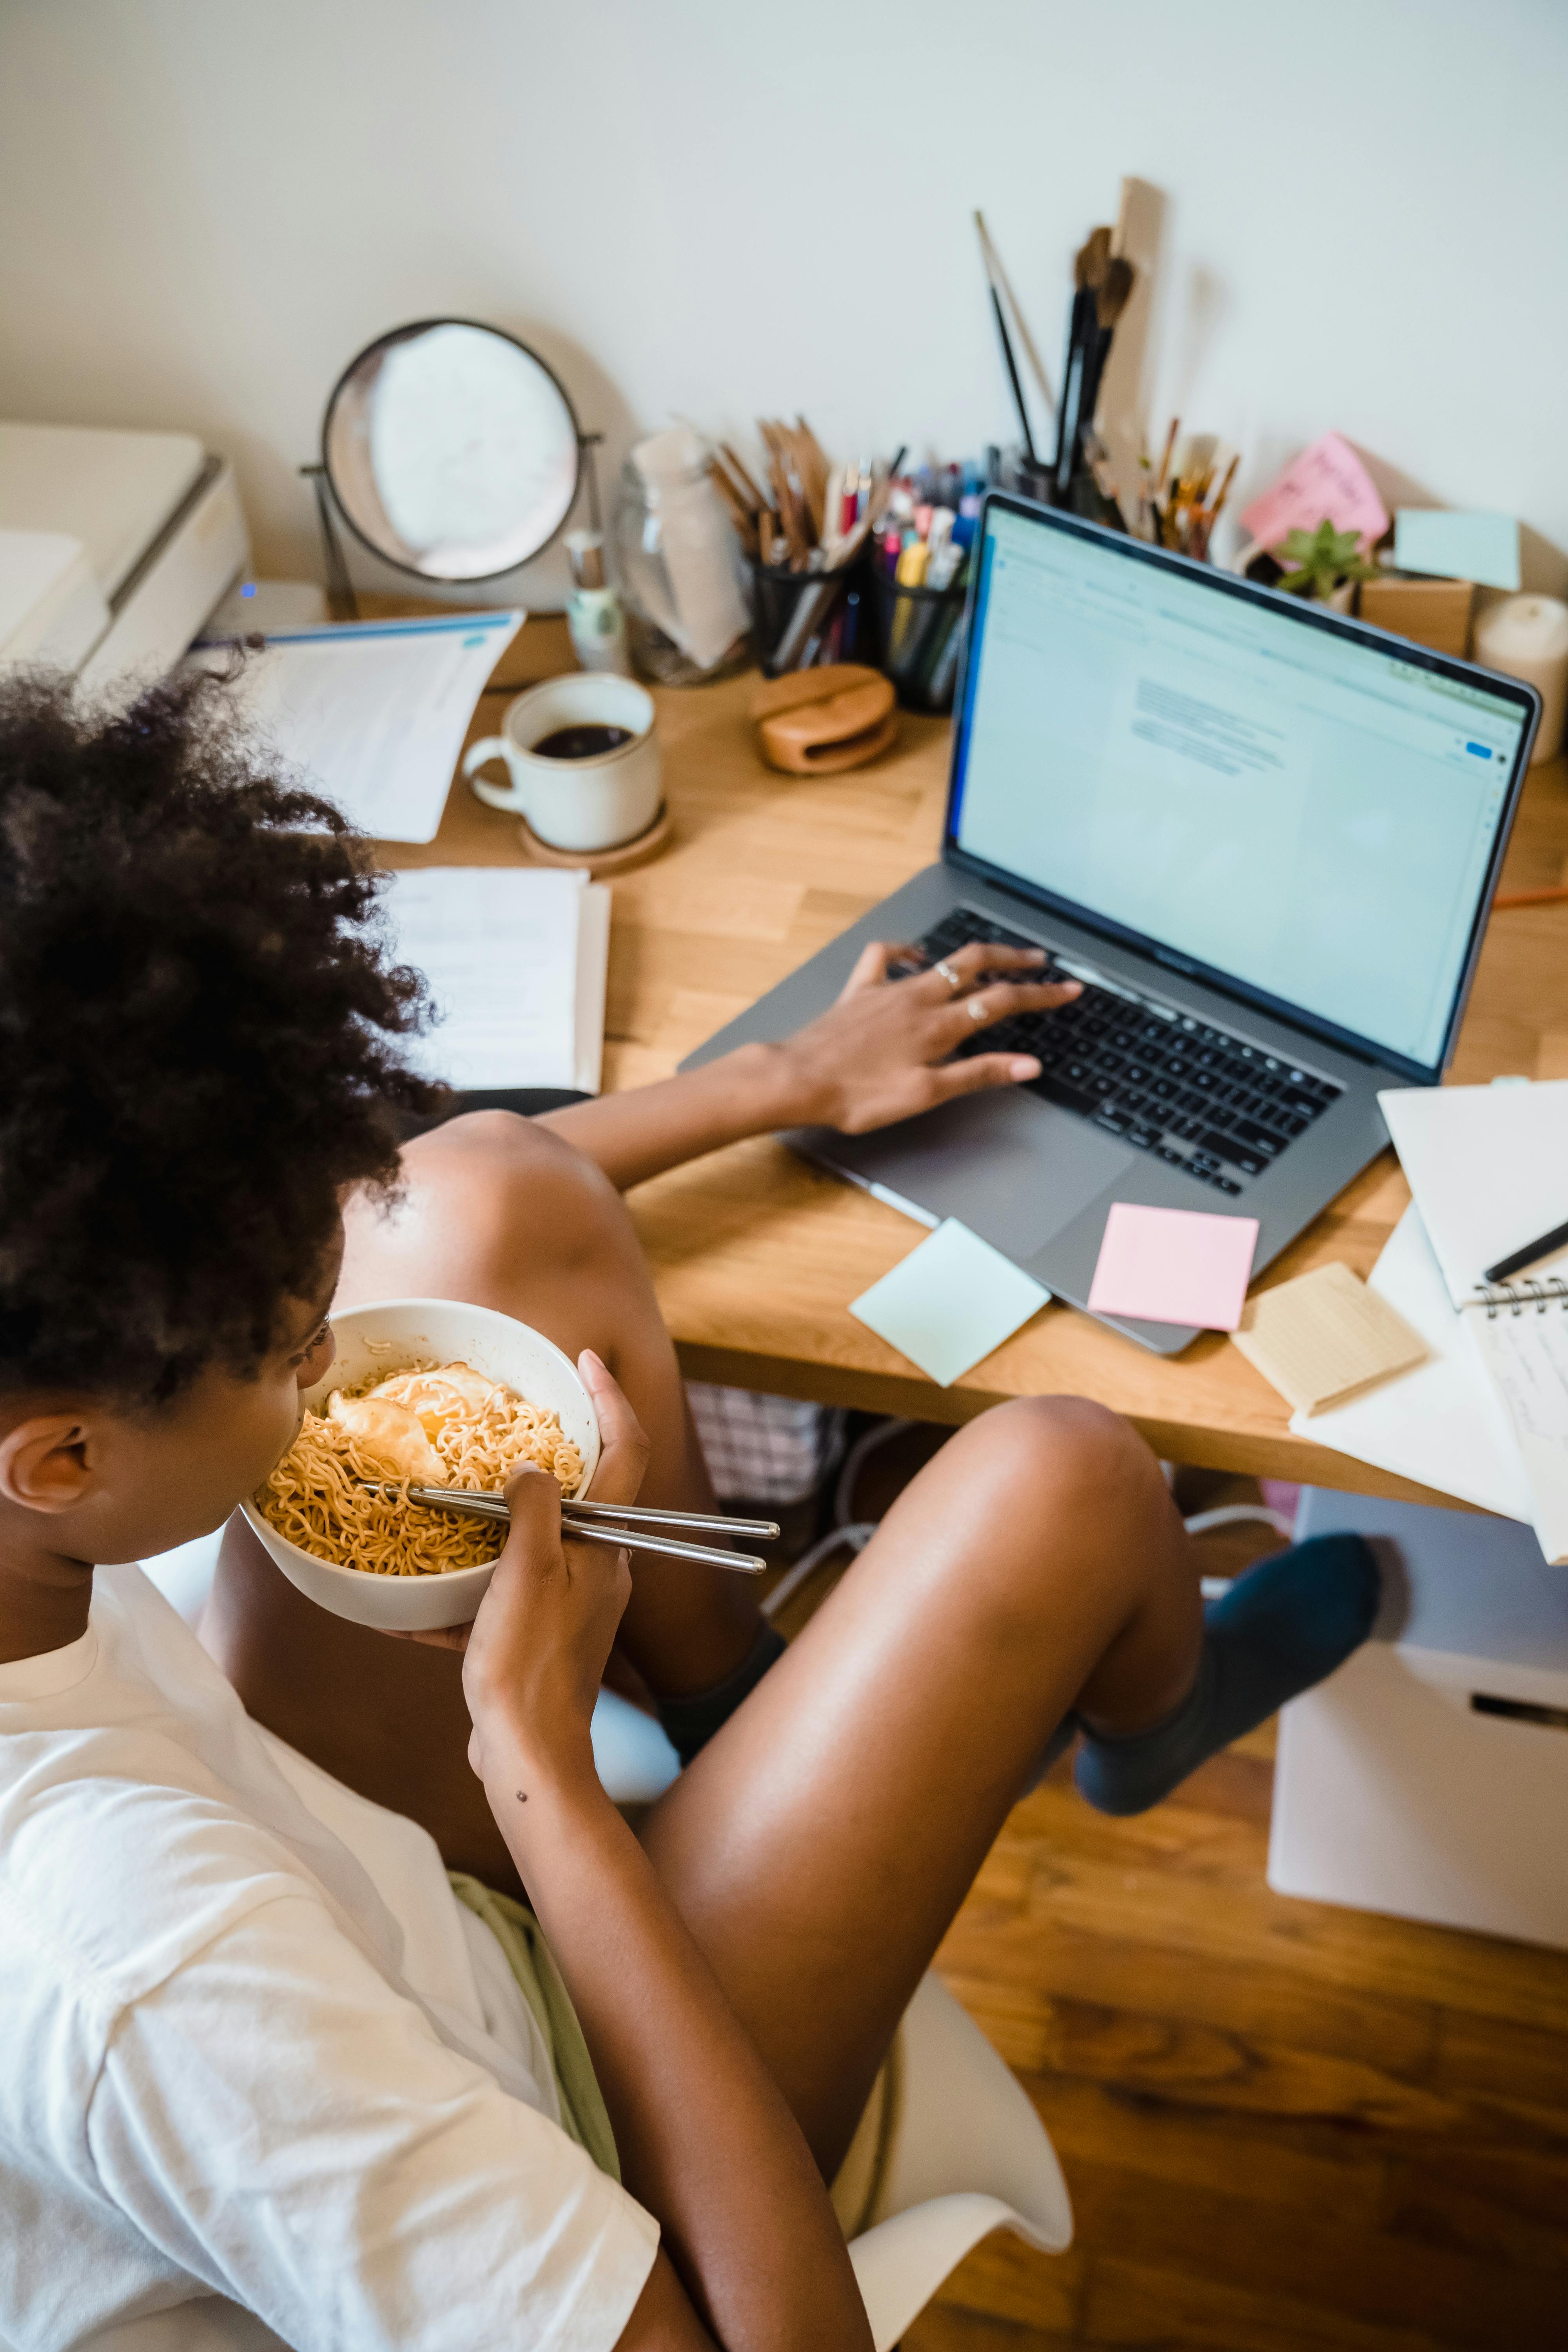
<box><xmin>358</xmin><ymin>1482</ymin><xmax>778</xmax><ymax>1577</ymax></box>
<box><xmin>562</xmin><ymin>1519</ymin><xmax>768</xmax><ymax>1575</ymax></box>
<box><xmin>552</xmin><ymin>1497</ymin><xmax>780</xmax><ymax>1536</ymax></box>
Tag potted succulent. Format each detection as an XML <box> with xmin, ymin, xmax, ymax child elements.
<box><xmin>1232</xmin><ymin>519</ymin><xmax>1381</xmax><ymax>612</ymax></box>
<box><xmin>1274</xmin><ymin>521</ymin><xmax>1381</xmax><ymax>610</ymax></box>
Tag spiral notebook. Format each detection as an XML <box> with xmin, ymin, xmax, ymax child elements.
<box><xmin>1380</xmin><ymin>1082</ymin><xmax>1568</xmax><ymax>1562</ymax></box>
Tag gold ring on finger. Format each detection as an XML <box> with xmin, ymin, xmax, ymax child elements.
<box><xmin>965</xmin><ymin>993</ymin><xmax>989</xmax><ymax>1022</ymax></box>
<box><xmin>934</xmin><ymin>958</ymin><xmax>964</xmax><ymax>993</ymax></box>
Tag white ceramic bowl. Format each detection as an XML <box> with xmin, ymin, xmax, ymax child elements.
<box><xmin>241</xmin><ymin>1297</ymin><xmax>600</xmax><ymax>1632</ymax></box>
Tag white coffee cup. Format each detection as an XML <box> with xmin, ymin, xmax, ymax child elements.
<box><xmin>463</xmin><ymin>675</ymin><xmax>661</xmax><ymax>853</ymax></box>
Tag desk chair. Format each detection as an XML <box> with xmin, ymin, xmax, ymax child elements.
<box><xmin>140</xmin><ymin>1532</ymin><xmax>1073</xmax><ymax>2349</ymax></box>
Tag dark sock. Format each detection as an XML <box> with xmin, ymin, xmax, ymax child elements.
<box><xmin>656</xmin><ymin>1620</ymin><xmax>788</xmax><ymax>1766</ymax></box>
<box><xmin>1073</xmin><ymin>1534</ymin><xmax>1381</xmax><ymax>1818</ymax></box>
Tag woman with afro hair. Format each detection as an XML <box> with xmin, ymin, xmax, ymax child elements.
<box><xmin>0</xmin><ymin>666</ymin><xmax>1375</xmax><ymax>2351</ymax></box>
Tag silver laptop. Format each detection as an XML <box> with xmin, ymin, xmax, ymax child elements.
<box><xmin>684</xmin><ymin>495</ymin><xmax>1541</xmax><ymax>1355</ymax></box>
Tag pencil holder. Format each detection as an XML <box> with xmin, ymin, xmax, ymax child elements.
<box><xmin>749</xmin><ymin>560</ymin><xmax>867</xmax><ymax>677</ymax></box>
<box><xmin>1001</xmin><ymin>451</ymin><xmax>1055</xmax><ymax>506</ymax></box>
<box><xmin>869</xmin><ymin>572</ymin><xmax>969</xmax><ymax>713</ymax></box>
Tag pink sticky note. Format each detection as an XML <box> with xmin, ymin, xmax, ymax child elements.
<box><xmin>1087</xmin><ymin>1201</ymin><xmax>1259</xmax><ymax>1331</ymax></box>
<box><xmin>1240</xmin><ymin>432</ymin><xmax>1389</xmax><ymax>557</ymax></box>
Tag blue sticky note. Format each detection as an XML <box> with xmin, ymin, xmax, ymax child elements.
<box><xmin>1393</xmin><ymin>510</ymin><xmax>1520</xmax><ymax>592</ymax></box>
<box><xmin>849</xmin><ymin>1219</ymin><xmax>1051</xmax><ymax>1387</ymax></box>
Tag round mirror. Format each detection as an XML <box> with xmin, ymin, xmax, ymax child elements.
<box><xmin>322</xmin><ymin>319</ymin><xmax>583</xmax><ymax>582</ymax></box>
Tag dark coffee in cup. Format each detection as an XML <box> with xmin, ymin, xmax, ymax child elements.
<box><xmin>532</xmin><ymin>723</ymin><xmax>634</xmax><ymax>761</ymax></box>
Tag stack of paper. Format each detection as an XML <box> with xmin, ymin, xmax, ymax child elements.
<box><xmin>1377</xmin><ymin>1083</ymin><xmax>1568</xmax><ymax>1561</ymax></box>
<box><xmin>1299</xmin><ymin>1083</ymin><xmax>1568</xmax><ymax>1555</ymax></box>
<box><xmin>1377</xmin><ymin>1083</ymin><xmax>1568</xmax><ymax>1299</ymax></box>
<box><xmin>381</xmin><ymin>866</ymin><xmax>609</xmax><ymax>1095</ymax></box>
<box><xmin>201</xmin><ymin>611</ymin><xmax>524</xmax><ymax>843</ymax></box>
<box><xmin>1287</xmin><ymin>1208</ymin><xmax>1534</xmax><ymax>1523</ymax></box>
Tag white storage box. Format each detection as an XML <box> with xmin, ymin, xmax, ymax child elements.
<box><xmin>1269</xmin><ymin>1486</ymin><xmax>1568</xmax><ymax>1949</ymax></box>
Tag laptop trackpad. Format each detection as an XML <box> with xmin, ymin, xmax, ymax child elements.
<box><xmin>826</xmin><ymin>1092</ymin><xmax>1134</xmax><ymax>1260</ymax></box>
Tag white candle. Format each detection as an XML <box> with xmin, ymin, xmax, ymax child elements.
<box><xmin>1474</xmin><ymin>593</ymin><xmax>1568</xmax><ymax>764</ymax></box>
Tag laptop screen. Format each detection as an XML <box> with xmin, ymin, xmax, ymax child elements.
<box><xmin>948</xmin><ymin>502</ymin><xmax>1533</xmax><ymax>1074</ymax></box>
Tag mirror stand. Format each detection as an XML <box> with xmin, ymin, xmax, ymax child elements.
<box><xmin>299</xmin><ymin>432</ymin><xmax>606</xmax><ymax>624</ymax></box>
<box><xmin>299</xmin><ymin>463</ymin><xmax>360</xmax><ymax>622</ymax></box>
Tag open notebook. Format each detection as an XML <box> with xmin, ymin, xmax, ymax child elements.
<box><xmin>1377</xmin><ymin>1083</ymin><xmax>1568</xmax><ymax>1562</ymax></box>
<box><xmin>381</xmin><ymin>866</ymin><xmax>610</xmax><ymax>1096</ymax></box>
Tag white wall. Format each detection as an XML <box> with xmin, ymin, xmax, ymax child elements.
<box><xmin>2</xmin><ymin>0</ymin><xmax>1563</xmax><ymax>606</ymax></box>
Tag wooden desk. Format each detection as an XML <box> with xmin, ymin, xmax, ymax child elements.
<box><xmin>381</xmin><ymin>609</ymin><xmax>1568</xmax><ymax>1504</ymax></box>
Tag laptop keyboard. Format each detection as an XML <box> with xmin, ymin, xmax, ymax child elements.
<box><xmin>902</xmin><ymin>908</ymin><xmax>1342</xmax><ymax>1196</ymax></box>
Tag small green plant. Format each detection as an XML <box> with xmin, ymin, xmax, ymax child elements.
<box><xmin>1274</xmin><ymin>519</ymin><xmax>1381</xmax><ymax>602</ymax></box>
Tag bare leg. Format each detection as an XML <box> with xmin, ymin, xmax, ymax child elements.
<box><xmin>204</xmin><ymin>1112</ymin><xmax>762</xmax><ymax>1886</ymax></box>
<box><xmin>639</xmin><ymin>1396</ymin><xmax>1202</xmax><ymax>2175</ymax></box>
<box><xmin>208</xmin><ymin>1106</ymin><xmax>1208</xmax><ymax>2173</ymax></box>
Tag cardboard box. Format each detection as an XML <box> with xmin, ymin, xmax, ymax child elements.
<box><xmin>1357</xmin><ymin>573</ymin><xmax>1474</xmax><ymax>657</ymax></box>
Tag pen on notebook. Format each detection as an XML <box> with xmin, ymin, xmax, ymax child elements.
<box><xmin>1481</xmin><ymin>1217</ymin><xmax>1568</xmax><ymax>1285</ymax></box>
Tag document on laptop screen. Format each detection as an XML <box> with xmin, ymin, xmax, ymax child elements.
<box><xmin>950</xmin><ymin>510</ymin><xmax>1528</xmax><ymax>1069</ymax></box>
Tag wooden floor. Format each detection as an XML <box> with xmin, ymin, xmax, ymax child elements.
<box><xmin>912</xmin><ymin>1727</ymin><xmax>1568</xmax><ymax>2352</ymax></box>
<box><xmin>773</xmin><ymin>1475</ymin><xmax>1568</xmax><ymax>2352</ymax></box>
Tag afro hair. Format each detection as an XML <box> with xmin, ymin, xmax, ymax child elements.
<box><xmin>0</xmin><ymin>662</ymin><xmax>450</xmax><ymax>1405</ymax></box>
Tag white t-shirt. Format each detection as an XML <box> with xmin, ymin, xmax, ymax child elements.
<box><xmin>0</xmin><ymin>1564</ymin><xmax>659</xmax><ymax>2352</ymax></box>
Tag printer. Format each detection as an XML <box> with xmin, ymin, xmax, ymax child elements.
<box><xmin>0</xmin><ymin>420</ymin><xmax>249</xmax><ymax>686</ymax></box>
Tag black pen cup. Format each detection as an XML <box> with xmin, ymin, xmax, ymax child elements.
<box><xmin>750</xmin><ymin>561</ymin><xmax>866</xmax><ymax>677</ymax></box>
<box><xmin>869</xmin><ymin>572</ymin><xmax>970</xmax><ymax>713</ymax></box>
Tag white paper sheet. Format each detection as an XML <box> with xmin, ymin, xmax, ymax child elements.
<box><xmin>208</xmin><ymin>612</ymin><xmax>523</xmax><ymax>843</ymax></box>
<box><xmin>1289</xmin><ymin>1206</ymin><xmax>1533</xmax><ymax>1521</ymax></box>
<box><xmin>1377</xmin><ymin>1080</ymin><xmax>1568</xmax><ymax>1303</ymax></box>
<box><xmin>380</xmin><ymin>865</ymin><xmax>608</xmax><ymax>1094</ymax></box>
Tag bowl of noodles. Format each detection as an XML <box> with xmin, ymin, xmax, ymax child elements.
<box><xmin>240</xmin><ymin>1298</ymin><xmax>601</xmax><ymax>1630</ymax></box>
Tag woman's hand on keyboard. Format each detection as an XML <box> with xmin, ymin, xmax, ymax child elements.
<box><xmin>538</xmin><ymin>940</ymin><xmax>1080</xmax><ymax>1186</ymax></box>
<box><xmin>773</xmin><ymin>938</ymin><xmax>1081</xmax><ymax>1133</ymax></box>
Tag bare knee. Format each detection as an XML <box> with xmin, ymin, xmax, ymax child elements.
<box><xmin>955</xmin><ymin>1393</ymin><xmax>1160</xmax><ymax>1501</ymax></box>
<box><xmin>935</xmin><ymin>1396</ymin><xmax>1178</xmax><ymax>1599</ymax></box>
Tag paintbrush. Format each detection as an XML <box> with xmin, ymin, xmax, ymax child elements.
<box><xmin>1076</xmin><ymin>254</ymin><xmax>1134</xmax><ymax>434</ymax></box>
<box><xmin>1053</xmin><ymin>225</ymin><xmax>1116</xmax><ymax>497</ymax></box>
<box><xmin>989</xmin><ymin>281</ymin><xmax>1038</xmax><ymax>467</ymax></box>
<box><xmin>974</xmin><ymin>210</ymin><xmax>1056</xmax><ymax>448</ymax></box>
